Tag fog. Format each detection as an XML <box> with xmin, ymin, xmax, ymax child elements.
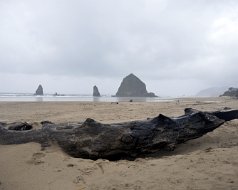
<box><xmin>0</xmin><ymin>0</ymin><xmax>238</xmax><ymax>96</ymax></box>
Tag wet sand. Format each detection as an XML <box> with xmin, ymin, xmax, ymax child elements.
<box><xmin>0</xmin><ymin>97</ymin><xmax>237</xmax><ymax>190</ymax></box>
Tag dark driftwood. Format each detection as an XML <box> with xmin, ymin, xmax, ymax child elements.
<box><xmin>0</xmin><ymin>108</ymin><xmax>238</xmax><ymax>160</ymax></box>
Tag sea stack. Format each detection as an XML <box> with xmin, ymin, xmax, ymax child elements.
<box><xmin>35</xmin><ymin>84</ymin><xmax>43</xmax><ymax>96</ymax></box>
<box><xmin>93</xmin><ymin>85</ymin><xmax>101</xmax><ymax>97</ymax></box>
<box><xmin>221</xmin><ymin>87</ymin><xmax>238</xmax><ymax>98</ymax></box>
<box><xmin>116</xmin><ymin>73</ymin><xmax>157</xmax><ymax>97</ymax></box>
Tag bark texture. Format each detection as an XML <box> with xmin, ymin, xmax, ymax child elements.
<box><xmin>0</xmin><ymin>108</ymin><xmax>237</xmax><ymax>160</ymax></box>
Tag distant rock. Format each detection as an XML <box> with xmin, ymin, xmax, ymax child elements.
<box><xmin>196</xmin><ymin>86</ymin><xmax>229</xmax><ymax>97</ymax></box>
<box><xmin>93</xmin><ymin>85</ymin><xmax>101</xmax><ymax>97</ymax></box>
<box><xmin>221</xmin><ymin>87</ymin><xmax>238</xmax><ymax>98</ymax></box>
<box><xmin>35</xmin><ymin>85</ymin><xmax>43</xmax><ymax>96</ymax></box>
<box><xmin>115</xmin><ymin>73</ymin><xmax>157</xmax><ymax>97</ymax></box>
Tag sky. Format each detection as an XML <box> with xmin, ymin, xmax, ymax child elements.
<box><xmin>0</xmin><ymin>0</ymin><xmax>238</xmax><ymax>97</ymax></box>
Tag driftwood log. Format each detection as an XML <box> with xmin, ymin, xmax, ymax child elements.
<box><xmin>0</xmin><ymin>108</ymin><xmax>238</xmax><ymax>160</ymax></box>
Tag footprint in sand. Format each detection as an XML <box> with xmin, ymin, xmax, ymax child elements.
<box><xmin>95</xmin><ymin>162</ymin><xmax>104</xmax><ymax>174</ymax></box>
<box><xmin>67</xmin><ymin>163</ymin><xmax>75</xmax><ymax>167</ymax></box>
<box><xmin>78</xmin><ymin>165</ymin><xmax>98</xmax><ymax>176</ymax></box>
<box><xmin>27</xmin><ymin>152</ymin><xmax>45</xmax><ymax>165</ymax></box>
<box><xmin>73</xmin><ymin>176</ymin><xmax>85</xmax><ymax>184</ymax></box>
<box><xmin>204</xmin><ymin>147</ymin><xmax>213</xmax><ymax>152</ymax></box>
<box><xmin>111</xmin><ymin>183</ymin><xmax>142</xmax><ymax>190</ymax></box>
<box><xmin>0</xmin><ymin>181</ymin><xmax>3</xmax><ymax>190</ymax></box>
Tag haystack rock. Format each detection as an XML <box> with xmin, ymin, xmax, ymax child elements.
<box><xmin>221</xmin><ymin>87</ymin><xmax>238</xmax><ymax>98</ymax></box>
<box><xmin>93</xmin><ymin>85</ymin><xmax>101</xmax><ymax>97</ymax></box>
<box><xmin>116</xmin><ymin>73</ymin><xmax>157</xmax><ymax>97</ymax></box>
<box><xmin>35</xmin><ymin>85</ymin><xmax>43</xmax><ymax>96</ymax></box>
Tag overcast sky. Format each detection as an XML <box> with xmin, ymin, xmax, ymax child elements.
<box><xmin>0</xmin><ymin>0</ymin><xmax>238</xmax><ymax>96</ymax></box>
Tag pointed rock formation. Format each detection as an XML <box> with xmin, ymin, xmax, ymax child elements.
<box><xmin>221</xmin><ymin>87</ymin><xmax>238</xmax><ymax>98</ymax></box>
<box><xmin>93</xmin><ymin>85</ymin><xmax>101</xmax><ymax>97</ymax></box>
<box><xmin>116</xmin><ymin>74</ymin><xmax>157</xmax><ymax>97</ymax></box>
<box><xmin>35</xmin><ymin>85</ymin><xmax>43</xmax><ymax>96</ymax></box>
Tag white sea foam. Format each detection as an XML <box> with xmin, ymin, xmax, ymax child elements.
<box><xmin>0</xmin><ymin>93</ymin><xmax>174</xmax><ymax>102</ymax></box>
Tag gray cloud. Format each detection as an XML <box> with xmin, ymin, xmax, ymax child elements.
<box><xmin>0</xmin><ymin>0</ymin><xmax>238</xmax><ymax>96</ymax></box>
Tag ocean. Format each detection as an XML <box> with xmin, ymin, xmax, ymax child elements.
<box><xmin>0</xmin><ymin>93</ymin><xmax>174</xmax><ymax>102</ymax></box>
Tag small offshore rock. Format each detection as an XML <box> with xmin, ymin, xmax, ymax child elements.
<box><xmin>35</xmin><ymin>84</ymin><xmax>43</xmax><ymax>96</ymax></box>
<box><xmin>93</xmin><ymin>85</ymin><xmax>101</xmax><ymax>97</ymax></box>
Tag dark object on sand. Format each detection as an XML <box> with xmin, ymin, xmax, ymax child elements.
<box><xmin>0</xmin><ymin>108</ymin><xmax>238</xmax><ymax>160</ymax></box>
<box><xmin>7</xmin><ymin>122</ymin><xmax>33</xmax><ymax>131</ymax></box>
<box><xmin>116</xmin><ymin>73</ymin><xmax>157</xmax><ymax>97</ymax></box>
<box><xmin>111</xmin><ymin>102</ymin><xmax>119</xmax><ymax>104</ymax></box>
<box><xmin>35</xmin><ymin>84</ymin><xmax>43</xmax><ymax>96</ymax></box>
<box><xmin>93</xmin><ymin>86</ymin><xmax>101</xmax><ymax>97</ymax></box>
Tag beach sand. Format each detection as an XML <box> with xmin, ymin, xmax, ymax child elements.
<box><xmin>0</xmin><ymin>97</ymin><xmax>237</xmax><ymax>190</ymax></box>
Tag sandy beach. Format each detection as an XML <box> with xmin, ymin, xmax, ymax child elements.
<box><xmin>0</xmin><ymin>97</ymin><xmax>237</xmax><ymax>190</ymax></box>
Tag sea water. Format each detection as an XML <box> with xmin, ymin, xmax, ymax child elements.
<box><xmin>0</xmin><ymin>93</ymin><xmax>174</xmax><ymax>102</ymax></box>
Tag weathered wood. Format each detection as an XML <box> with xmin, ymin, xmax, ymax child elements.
<box><xmin>0</xmin><ymin>108</ymin><xmax>237</xmax><ymax>160</ymax></box>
